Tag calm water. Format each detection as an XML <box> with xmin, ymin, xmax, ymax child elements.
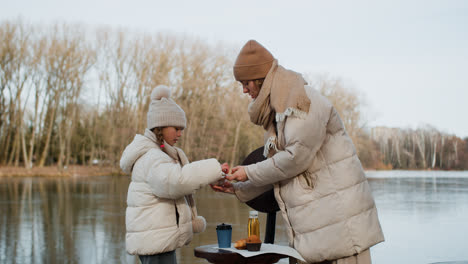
<box><xmin>1</xmin><ymin>171</ymin><xmax>468</xmax><ymax>264</ymax></box>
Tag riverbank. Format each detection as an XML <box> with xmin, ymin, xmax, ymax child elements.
<box><xmin>0</xmin><ymin>165</ymin><xmax>125</xmax><ymax>177</ymax></box>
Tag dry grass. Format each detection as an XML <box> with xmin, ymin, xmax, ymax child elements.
<box><xmin>0</xmin><ymin>165</ymin><xmax>125</xmax><ymax>177</ymax></box>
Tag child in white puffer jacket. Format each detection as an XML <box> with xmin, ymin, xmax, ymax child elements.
<box><xmin>120</xmin><ymin>85</ymin><xmax>228</xmax><ymax>264</ymax></box>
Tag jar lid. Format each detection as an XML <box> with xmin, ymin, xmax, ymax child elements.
<box><xmin>216</xmin><ymin>223</ymin><xmax>232</xmax><ymax>230</ymax></box>
<box><xmin>249</xmin><ymin>211</ymin><xmax>258</xmax><ymax>218</ymax></box>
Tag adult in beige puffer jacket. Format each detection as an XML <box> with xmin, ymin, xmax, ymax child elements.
<box><xmin>215</xmin><ymin>40</ymin><xmax>384</xmax><ymax>264</ymax></box>
<box><xmin>121</xmin><ymin>85</ymin><xmax>227</xmax><ymax>264</ymax></box>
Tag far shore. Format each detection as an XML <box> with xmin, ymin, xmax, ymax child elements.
<box><xmin>0</xmin><ymin>165</ymin><xmax>463</xmax><ymax>177</ymax></box>
<box><xmin>0</xmin><ymin>165</ymin><xmax>125</xmax><ymax>177</ymax></box>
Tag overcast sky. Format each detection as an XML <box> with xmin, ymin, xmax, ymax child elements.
<box><xmin>2</xmin><ymin>0</ymin><xmax>468</xmax><ymax>137</ymax></box>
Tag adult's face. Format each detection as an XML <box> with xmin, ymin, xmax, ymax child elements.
<box><xmin>162</xmin><ymin>126</ymin><xmax>184</xmax><ymax>146</ymax></box>
<box><xmin>240</xmin><ymin>80</ymin><xmax>261</xmax><ymax>99</ymax></box>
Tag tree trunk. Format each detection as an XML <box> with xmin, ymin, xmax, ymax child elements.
<box><xmin>415</xmin><ymin>132</ymin><xmax>427</xmax><ymax>169</ymax></box>
<box><xmin>431</xmin><ymin>141</ymin><xmax>437</xmax><ymax>169</ymax></box>
<box><xmin>57</xmin><ymin>119</ymin><xmax>65</xmax><ymax>168</ymax></box>
<box><xmin>37</xmin><ymin>93</ymin><xmax>60</xmax><ymax>167</ymax></box>
<box><xmin>229</xmin><ymin>121</ymin><xmax>242</xmax><ymax>167</ymax></box>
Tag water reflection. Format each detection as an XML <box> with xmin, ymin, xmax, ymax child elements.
<box><xmin>0</xmin><ymin>176</ymin><xmax>134</xmax><ymax>264</ymax></box>
<box><xmin>0</xmin><ymin>176</ymin><xmax>289</xmax><ymax>264</ymax></box>
<box><xmin>368</xmin><ymin>171</ymin><xmax>468</xmax><ymax>264</ymax></box>
<box><xmin>1</xmin><ymin>171</ymin><xmax>468</xmax><ymax>264</ymax></box>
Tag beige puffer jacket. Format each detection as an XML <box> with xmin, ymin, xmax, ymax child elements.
<box><xmin>235</xmin><ymin>86</ymin><xmax>384</xmax><ymax>263</ymax></box>
<box><xmin>120</xmin><ymin>129</ymin><xmax>223</xmax><ymax>255</ymax></box>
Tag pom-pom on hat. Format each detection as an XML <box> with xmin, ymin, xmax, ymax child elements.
<box><xmin>147</xmin><ymin>85</ymin><xmax>186</xmax><ymax>130</ymax></box>
<box><xmin>233</xmin><ymin>40</ymin><xmax>275</xmax><ymax>81</ymax></box>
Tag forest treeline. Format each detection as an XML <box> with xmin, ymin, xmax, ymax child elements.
<box><xmin>1</xmin><ymin>20</ymin><xmax>467</xmax><ymax>171</ymax></box>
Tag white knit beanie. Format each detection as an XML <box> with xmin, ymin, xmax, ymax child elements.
<box><xmin>147</xmin><ymin>85</ymin><xmax>186</xmax><ymax>130</ymax></box>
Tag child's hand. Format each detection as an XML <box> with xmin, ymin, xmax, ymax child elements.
<box><xmin>221</xmin><ymin>163</ymin><xmax>230</xmax><ymax>174</ymax></box>
<box><xmin>210</xmin><ymin>180</ymin><xmax>235</xmax><ymax>194</ymax></box>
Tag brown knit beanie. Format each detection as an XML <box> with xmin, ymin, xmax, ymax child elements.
<box><xmin>233</xmin><ymin>40</ymin><xmax>275</xmax><ymax>81</ymax></box>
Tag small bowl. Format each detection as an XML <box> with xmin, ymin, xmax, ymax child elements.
<box><xmin>246</xmin><ymin>242</ymin><xmax>262</xmax><ymax>251</ymax></box>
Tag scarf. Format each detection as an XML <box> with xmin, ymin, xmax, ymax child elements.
<box><xmin>248</xmin><ymin>59</ymin><xmax>310</xmax><ymax>157</ymax></box>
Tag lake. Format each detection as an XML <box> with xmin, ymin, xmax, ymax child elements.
<box><xmin>1</xmin><ymin>170</ymin><xmax>468</xmax><ymax>264</ymax></box>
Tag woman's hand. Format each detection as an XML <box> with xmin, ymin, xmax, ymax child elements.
<box><xmin>225</xmin><ymin>166</ymin><xmax>248</xmax><ymax>182</ymax></box>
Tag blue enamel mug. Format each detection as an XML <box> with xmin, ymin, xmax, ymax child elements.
<box><xmin>216</xmin><ymin>223</ymin><xmax>232</xmax><ymax>248</ymax></box>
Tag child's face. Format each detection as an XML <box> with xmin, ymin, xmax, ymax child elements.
<box><xmin>162</xmin><ymin>126</ymin><xmax>184</xmax><ymax>146</ymax></box>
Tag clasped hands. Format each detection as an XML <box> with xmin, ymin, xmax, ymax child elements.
<box><xmin>211</xmin><ymin>163</ymin><xmax>248</xmax><ymax>194</ymax></box>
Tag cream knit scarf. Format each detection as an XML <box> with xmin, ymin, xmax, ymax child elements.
<box><xmin>161</xmin><ymin>141</ymin><xmax>206</xmax><ymax>233</ymax></box>
<box><xmin>248</xmin><ymin>60</ymin><xmax>310</xmax><ymax>157</ymax></box>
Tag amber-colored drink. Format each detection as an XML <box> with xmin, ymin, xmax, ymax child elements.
<box><xmin>247</xmin><ymin>211</ymin><xmax>260</xmax><ymax>238</ymax></box>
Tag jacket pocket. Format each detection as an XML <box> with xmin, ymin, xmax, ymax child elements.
<box><xmin>299</xmin><ymin>170</ymin><xmax>317</xmax><ymax>190</ymax></box>
<box><xmin>174</xmin><ymin>201</ymin><xmax>179</xmax><ymax>227</ymax></box>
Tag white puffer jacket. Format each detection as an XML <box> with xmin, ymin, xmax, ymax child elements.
<box><xmin>120</xmin><ymin>129</ymin><xmax>223</xmax><ymax>255</ymax></box>
<box><xmin>235</xmin><ymin>86</ymin><xmax>384</xmax><ymax>263</ymax></box>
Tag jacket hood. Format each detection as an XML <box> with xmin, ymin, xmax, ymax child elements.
<box><xmin>120</xmin><ymin>129</ymin><xmax>158</xmax><ymax>174</ymax></box>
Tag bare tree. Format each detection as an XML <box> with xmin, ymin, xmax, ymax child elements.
<box><xmin>37</xmin><ymin>24</ymin><xmax>83</xmax><ymax>167</ymax></box>
<box><xmin>308</xmin><ymin>74</ymin><xmax>366</xmax><ymax>143</ymax></box>
<box><xmin>439</xmin><ymin>135</ymin><xmax>445</xmax><ymax>168</ymax></box>
<box><xmin>2</xmin><ymin>20</ymin><xmax>467</xmax><ymax>171</ymax></box>
<box><xmin>0</xmin><ymin>20</ymin><xmax>36</xmax><ymax>167</ymax></box>
<box><xmin>95</xmin><ymin>29</ymin><xmax>137</xmax><ymax>165</ymax></box>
